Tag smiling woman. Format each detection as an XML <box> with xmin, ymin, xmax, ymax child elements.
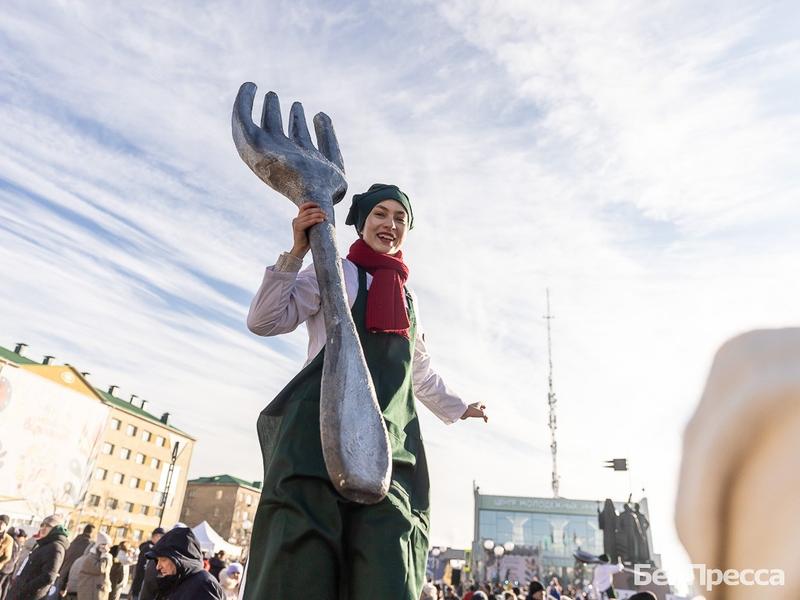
<box><xmin>243</xmin><ymin>182</ymin><xmax>487</xmax><ymax>599</ymax></box>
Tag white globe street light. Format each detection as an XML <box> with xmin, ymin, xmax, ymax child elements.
<box><xmin>493</xmin><ymin>545</ymin><xmax>505</xmax><ymax>583</ymax></box>
<box><xmin>503</xmin><ymin>541</ymin><xmax>515</xmax><ymax>553</ymax></box>
<box><xmin>482</xmin><ymin>539</ymin><xmax>495</xmax><ymax>581</ymax></box>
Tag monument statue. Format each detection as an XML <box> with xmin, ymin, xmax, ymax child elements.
<box><xmin>598</xmin><ymin>498</ymin><xmax>618</xmax><ymax>561</ymax></box>
<box><xmin>617</xmin><ymin>503</ymin><xmax>640</xmax><ymax>564</ymax></box>
<box><xmin>233</xmin><ymin>84</ymin><xmax>487</xmax><ymax>599</ymax></box>
<box><xmin>633</xmin><ymin>502</ymin><xmax>651</xmax><ymax>563</ymax></box>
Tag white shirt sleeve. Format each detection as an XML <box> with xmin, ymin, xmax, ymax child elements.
<box><xmin>411</xmin><ymin>291</ymin><xmax>469</xmax><ymax>424</ymax></box>
<box><xmin>246</xmin><ymin>262</ymin><xmax>321</xmax><ymax>336</ymax></box>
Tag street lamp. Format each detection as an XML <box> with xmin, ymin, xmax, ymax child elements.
<box><xmin>493</xmin><ymin>545</ymin><xmax>505</xmax><ymax>583</ymax></box>
<box><xmin>482</xmin><ymin>539</ymin><xmax>495</xmax><ymax>582</ymax></box>
<box><xmin>431</xmin><ymin>546</ymin><xmax>441</xmax><ymax>582</ymax></box>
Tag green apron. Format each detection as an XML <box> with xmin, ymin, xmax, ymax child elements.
<box><xmin>244</xmin><ymin>267</ymin><xmax>431</xmax><ymax>600</ymax></box>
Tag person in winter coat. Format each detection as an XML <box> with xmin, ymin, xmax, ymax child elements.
<box><xmin>11</xmin><ymin>532</ymin><xmax>34</xmax><ymax>579</ymax></box>
<box><xmin>64</xmin><ymin>544</ymin><xmax>94</xmax><ymax>599</ymax></box>
<box><xmin>131</xmin><ymin>528</ymin><xmax>164</xmax><ymax>600</ymax></box>
<box><xmin>0</xmin><ymin>516</ymin><xmax>15</xmax><ymax>599</ymax></box>
<box><xmin>137</xmin><ymin>560</ymin><xmax>160</xmax><ymax>600</ymax></box>
<box><xmin>145</xmin><ymin>527</ymin><xmax>223</xmax><ymax>600</ymax></box>
<box><xmin>0</xmin><ymin>516</ymin><xmax>13</xmax><ymax>574</ymax></box>
<box><xmin>108</xmin><ymin>542</ymin><xmax>132</xmax><ymax>600</ymax></box>
<box><xmin>208</xmin><ymin>551</ymin><xmax>226</xmax><ymax>581</ymax></box>
<box><xmin>7</xmin><ymin>515</ymin><xmax>69</xmax><ymax>600</ymax></box>
<box><xmin>76</xmin><ymin>532</ymin><xmax>111</xmax><ymax>600</ymax></box>
<box><xmin>58</xmin><ymin>524</ymin><xmax>95</xmax><ymax>594</ymax></box>
<box><xmin>218</xmin><ymin>563</ymin><xmax>242</xmax><ymax>600</ymax></box>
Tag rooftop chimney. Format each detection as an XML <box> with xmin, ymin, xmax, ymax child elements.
<box><xmin>81</xmin><ymin>372</ymin><xmax>90</xmax><ymax>378</ymax></box>
<box><xmin>160</xmin><ymin>412</ymin><xmax>170</xmax><ymax>424</ymax></box>
<box><xmin>129</xmin><ymin>394</ymin><xmax>138</xmax><ymax>405</ymax></box>
<box><xmin>14</xmin><ymin>343</ymin><xmax>27</xmax><ymax>355</ymax></box>
<box><xmin>107</xmin><ymin>385</ymin><xmax>119</xmax><ymax>395</ymax></box>
<box><xmin>140</xmin><ymin>399</ymin><xmax>148</xmax><ymax>411</ymax></box>
<box><xmin>42</xmin><ymin>355</ymin><xmax>55</xmax><ymax>365</ymax></box>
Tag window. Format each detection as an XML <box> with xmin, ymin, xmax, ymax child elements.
<box><xmin>101</xmin><ymin>442</ymin><xmax>114</xmax><ymax>455</ymax></box>
<box><xmin>135</xmin><ymin>453</ymin><xmax>146</xmax><ymax>465</ymax></box>
<box><xmin>89</xmin><ymin>495</ymin><xmax>101</xmax><ymax>507</ymax></box>
<box><xmin>242</xmin><ymin>511</ymin><xmax>249</xmax><ymax>521</ymax></box>
<box><xmin>245</xmin><ymin>494</ymin><xmax>253</xmax><ymax>506</ymax></box>
<box><xmin>215</xmin><ymin>490</ymin><xmax>223</xmax><ymax>500</ymax></box>
<box><xmin>118</xmin><ymin>448</ymin><xmax>131</xmax><ymax>460</ymax></box>
<box><xmin>150</xmin><ymin>458</ymin><xmax>161</xmax><ymax>469</ymax></box>
<box><xmin>142</xmin><ymin>430</ymin><xmax>152</xmax><ymax>442</ymax></box>
<box><xmin>238</xmin><ymin>492</ymin><xmax>243</xmax><ymax>502</ymax></box>
<box><xmin>129</xmin><ymin>477</ymin><xmax>140</xmax><ymax>489</ymax></box>
<box><xmin>116</xmin><ymin>526</ymin><xmax>126</xmax><ymax>538</ymax></box>
<box><xmin>145</xmin><ymin>481</ymin><xmax>155</xmax><ymax>492</ymax></box>
<box><xmin>100</xmin><ymin>525</ymin><xmax>109</xmax><ymax>534</ymax></box>
<box><xmin>126</xmin><ymin>424</ymin><xmax>137</xmax><ymax>436</ymax></box>
<box><xmin>140</xmin><ymin>505</ymin><xmax>149</xmax><ymax>516</ymax></box>
<box><xmin>106</xmin><ymin>497</ymin><xmax>118</xmax><ymax>510</ymax></box>
<box><xmin>188</xmin><ymin>489</ymin><xmax>196</xmax><ymax>498</ymax></box>
<box><xmin>94</xmin><ymin>468</ymin><xmax>107</xmax><ymax>480</ymax></box>
<box><xmin>112</xmin><ymin>472</ymin><xmax>124</xmax><ymax>485</ymax></box>
<box><xmin>123</xmin><ymin>502</ymin><xmax>134</xmax><ymax>513</ymax></box>
<box><xmin>155</xmin><ymin>436</ymin><xmax>165</xmax><ymax>447</ymax></box>
<box><xmin>155</xmin><ymin>508</ymin><xmax>163</xmax><ymax>518</ymax></box>
<box><xmin>133</xmin><ymin>529</ymin><xmax>143</xmax><ymax>541</ymax></box>
<box><xmin>110</xmin><ymin>418</ymin><xmax>121</xmax><ymax>430</ymax></box>
<box><xmin>213</xmin><ymin>506</ymin><xmax>220</xmax><ymax>517</ymax></box>
<box><xmin>185</xmin><ymin>507</ymin><xmax>191</xmax><ymax>517</ymax></box>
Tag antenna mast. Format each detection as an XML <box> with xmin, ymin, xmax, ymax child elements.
<box><xmin>544</xmin><ymin>289</ymin><xmax>560</xmax><ymax>497</ymax></box>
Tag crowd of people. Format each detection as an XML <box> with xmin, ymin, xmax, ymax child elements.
<box><xmin>2</xmin><ymin>511</ymin><xmax>664</xmax><ymax>600</ymax></box>
<box><xmin>0</xmin><ymin>514</ymin><xmax>243</xmax><ymax>600</ymax></box>
<box><xmin>420</xmin><ymin>576</ymin><xmax>658</xmax><ymax>600</ymax></box>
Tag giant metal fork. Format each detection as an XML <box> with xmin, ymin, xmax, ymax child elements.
<box><xmin>232</xmin><ymin>82</ymin><xmax>391</xmax><ymax>504</ymax></box>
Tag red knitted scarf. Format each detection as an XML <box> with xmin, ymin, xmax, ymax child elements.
<box><xmin>346</xmin><ymin>238</ymin><xmax>410</xmax><ymax>338</ymax></box>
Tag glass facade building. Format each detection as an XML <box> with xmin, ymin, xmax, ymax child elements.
<box><xmin>472</xmin><ymin>489</ymin><xmax>651</xmax><ymax>584</ymax></box>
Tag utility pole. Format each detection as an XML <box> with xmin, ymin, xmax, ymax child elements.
<box><xmin>544</xmin><ymin>289</ymin><xmax>560</xmax><ymax>497</ymax></box>
<box><xmin>158</xmin><ymin>441</ymin><xmax>180</xmax><ymax>528</ymax></box>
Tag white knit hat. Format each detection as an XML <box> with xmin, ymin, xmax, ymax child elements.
<box><xmin>96</xmin><ymin>531</ymin><xmax>111</xmax><ymax>546</ymax></box>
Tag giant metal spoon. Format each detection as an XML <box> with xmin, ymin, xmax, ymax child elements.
<box><xmin>232</xmin><ymin>83</ymin><xmax>391</xmax><ymax>504</ymax></box>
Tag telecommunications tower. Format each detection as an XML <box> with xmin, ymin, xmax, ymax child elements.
<box><xmin>544</xmin><ymin>289</ymin><xmax>560</xmax><ymax>497</ymax></box>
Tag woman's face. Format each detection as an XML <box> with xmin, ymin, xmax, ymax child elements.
<box><xmin>37</xmin><ymin>522</ymin><xmax>53</xmax><ymax>538</ymax></box>
<box><xmin>361</xmin><ymin>200</ymin><xmax>408</xmax><ymax>255</ymax></box>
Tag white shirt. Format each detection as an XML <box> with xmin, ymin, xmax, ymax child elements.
<box><xmin>247</xmin><ymin>257</ymin><xmax>468</xmax><ymax>424</ymax></box>
<box><xmin>592</xmin><ymin>562</ymin><xmax>623</xmax><ymax>594</ymax></box>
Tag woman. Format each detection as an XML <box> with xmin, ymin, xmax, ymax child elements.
<box><xmin>243</xmin><ymin>184</ymin><xmax>487</xmax><ymax>599</ymax></box>
<box><xmin>7</xmin><ymin>516</ymin><xmax>68</xmax><ymax>600</ymax></box>
<box><xmin>76</xmin><ymin>533</ymin><xmax>111</xmax><ymax>600</ymax></box>
<box><xmin>108</xmin><ymin>542</ymin><xmax>132</xmax><ymax>600</ymax></box>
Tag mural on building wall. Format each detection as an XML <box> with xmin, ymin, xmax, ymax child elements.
<box><xmin>0</xmin><ymin>363</ymin><xmax>108</xmax><ymax>517</ymax></box>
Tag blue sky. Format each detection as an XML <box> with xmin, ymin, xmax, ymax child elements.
<box><xmin>2</xmin><ymin>0</ymin><xmax>800</xmax><ymax>590</ymax></box>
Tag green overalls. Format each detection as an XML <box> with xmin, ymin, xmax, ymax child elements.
<box><xmin>243</xmin><ymin>267</ymin><xmax>431</xmax><ymax>600</ymax></box>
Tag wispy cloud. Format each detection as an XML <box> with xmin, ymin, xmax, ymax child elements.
<box><xmin>2</xmin><ymin>0</ymin><xmax>798</xmax><ymax>589</ymax></box>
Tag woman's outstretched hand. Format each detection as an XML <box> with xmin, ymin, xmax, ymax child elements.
<box><xmin>461</xmin><ymin>402</ymin><xmax>488</xmax><ymax>422</ymax></box>
<box><xmin>290</xmin><ymin>201</ymin><xmax>327</xmax><ymax>259</ymax></box>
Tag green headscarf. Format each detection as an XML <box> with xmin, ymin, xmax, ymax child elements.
<box><xmin>345</xmin><ymin>183</ymin><xmax>414</xmax><ymax>232</ymax></box>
